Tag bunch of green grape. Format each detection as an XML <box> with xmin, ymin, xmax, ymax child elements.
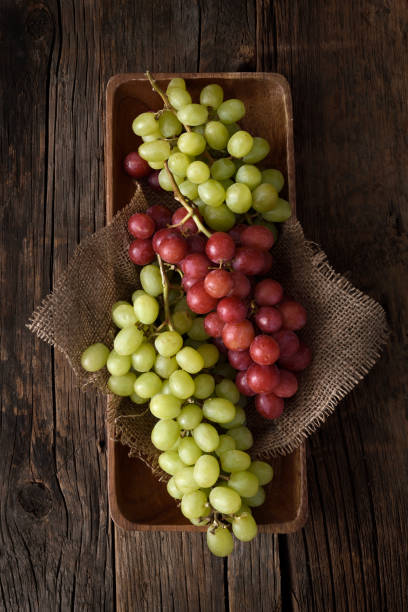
<box><xmin>131</xmin><ymin>76</ymin><xmax>290</xmax><ymax>232</ymax></box>
<box><xmin>81</xmin><ymin>261</ymin><xmax>274</xmax><ymax>556</ymax></box>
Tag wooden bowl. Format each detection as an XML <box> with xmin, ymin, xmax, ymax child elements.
<box><xmin>105</xmin><ymin>72</ymin><xmax>307</xmax><ymax>532</ymax></box>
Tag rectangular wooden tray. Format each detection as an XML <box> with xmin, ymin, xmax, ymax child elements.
<box><xmin>105</xmin><ymin>72</ymin><xmax>307</xmax><ymax>532</ymax></box>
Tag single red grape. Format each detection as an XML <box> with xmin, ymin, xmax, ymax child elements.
<box><xmin>204</xmin><ymin>269</ymin><xmax>234</xmax><ymax>299</ymax></box>
<box><xmin>152</xmin><ymin>228</ymin><xmax>177</xmax><ymax>252</ymax></box>
<box><xmin>278</xmin><ymin>301</ymin><xmax>307</xmax><ymax>331</ymax></box>
<box><xmin>128</xmin><ymin>213</ymin><xmax>156</xmax><ymax>239</ymax></box>
<box><xmin>232</xmin><ymin>246</ymin><xmax>265</xmax><ymax>275</ymax></box>
<box><xmin>128</xmin><ymin>239</ymin><xmax>155</xmax><ymax>265</ymax></box>
<box><xmin>181</xmin><ymin>253</ymin><xmax>210</xmax><ymax>279</ymax></box>
<box><xmin>229</xmin><ymin>223</ymin><xmax>248</xmax><ymax>244</ymax></box>
<box><xmin>249</xmin><ymin>335</ymin><xmax>280</xmax><ymax>365</ymax></box>
<box><xmin>205</xmin><ymin>232</ymin><xmax>236</xmax><ymax>263</ymax></box>
<box><xmin>278</xmin><ymin>342</ymin><xmax>312</xmax><ymax>372</ymax></box>
<box><xmin>228</xmin><ymin>271</ymin><xmax>251</xmax><ymax>299</ymax></box>
<box><xmin>255</xmin><ymin>306</ymin><xmax>283</xmax><ymax>334</ymax></box>
<box><xmin>182</xmin><ymin>275</ymin><xmax>199</xmax><ymax>291</ymax></box>
<box><xmin>272</xmin><ymin>330</ymin><xmax>300</xmax><ymax>358</ymax></box>
<box><xmin>255</xmin><ymin>393</ymin><xmax>284</xmax><ymax>419</ymax></box>
<box><xmin>217</xmin><ymin>296</ymin><xmax>248</xmax><ymax>323</ymax></box>
<box><xmin>254</xmin><ymin>279</ymin><xmax>283</xmax><ymax>306</ymax></box>
<box><xmin>204</xmin><ymin>312</ymin><xmax>225</xmax><ymax>337</ymax></box>
<box><xmin>241</xmin><ymin>225</ymin><xmax>275</xmax><ymax>250</ymax></box>
<box><xmin>123</xmin><ymin>152</ymin><xmax>151</xmax><ymax>178</ymax></box>
<box><xmin>222</xmin><ymin>320</ymin><xmax>255</xmax><ymax>351</ymax></box>
<box><xmin>187</xmin><ymin>280</ymin><xmax>219</xmax><ymax>314</ymax></box>
<box><xmin>259</xmin><ymin>251</ymin><xmax>274</xmax><ymax>275</ymax></box>
<box><xmin>235</xmin><ymin>371</ymin><xmax>256</xmax><ymax>396</ymax></box>
<box><xmin>187</xmin><ymin>234</ymin><xmax>206</xmax><ymax>253</ymax></box>
<box><xmin>273</xmin><ymin>369</ymin><xmax>298</xmax><ymax>398</ymax></box>
<box><xmin>146</xmin><ymin>204</ymin><xmax>172</xmax><ymax>228</ymax></box>
<box><xmin>147</xmin><ymin>170</ymin><xmax>162</xmax><ymax>192</ymax></box>
<box><xmin>246</xmin><ymin>363</ymin><xmax>280</xmax><ymax>393</ymax></box>
<box><xmin>171</xmin><ymin>207</ymin><xmax>200</xmax><ymax>235</ymax></box>
<box><xmin>228</xmin><ymin>349</ymin><xmax>253</xmax><ymax>371</ymax></box>
<box><xmin>157</xmin><ymin>234</ymin><xmax>188</xmax><ymax>264</ymax></box>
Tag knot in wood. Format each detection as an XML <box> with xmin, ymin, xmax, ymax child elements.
<box><xmin>17</xmin><ymin>481</ymin><xmax>53</xmax><ymax>519</ymax></box>
<box><xmin>25</xmin><ymin>7</ymin><xmax>52</xmax><ymax>40</ymax></box>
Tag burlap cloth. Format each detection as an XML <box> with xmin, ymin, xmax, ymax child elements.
<box><xmin>28</xmin><ymin>184</ymin><xmax>388</xmax><ymax>471</ymax></box>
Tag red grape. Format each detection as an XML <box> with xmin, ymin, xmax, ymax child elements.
<box><xmin>273</xmin><ymin>369</ymin><xmax>298</xmax><ymax>398</ymax></box>
<box><xmin>249</xmin><ymin>335</ymin><xmax>280</xmax><ymax>365</ymax></box>
<box><xmin>246</xmin><ymin>363</ymin><xmax>280</xmax><ymax>393</ymax></box>
<box><xmin>128</xmin><ymin>213</ymin><xmax>155</xmax><ymax>239</ymax></box>
<box><xmin>255</xmin><ymin>306</ymin><xmax>283</xmax><ymax>334</ymax></box>
<box><xmin>228</xmin><ymin>349</ymin><xmax>253</xmax><ymax>371</ymax></box>
<box><xmin>152</xmin><ymin>228</ymin><xmax>176</xmax><ymax>252</ymax></box>
<box><xmin>272</xmin><ymin>330</ymin><xmax>299</xmax><ymax>358</ymax></box>
<box><xmin>182</xmin><ymin>275</ymin><xmax>199</xmax><ymax>291</ymax></box>
<box><xmin>204</xmin><ymin>269</ymin><xmax>233</xmax><ymax>299</ymax></box>
<box><xmin>181</xmin><ymin>253</ymin><xmax>210</xmax><ymax>279</ymax></box>
<box><xmin>278</xmin><ymin>342</ymin><xmax>312</xmax><ymax>372</ymax></box>
<box><xmin>204</xmin><ymin>312</ymin><xmax>225</xmax><ymax>337</ymax></box>
<box><xmin>227</xmin><ymin>271</ymin><xmax>251</xmax><ymax>299</ymax></box>
<box><xmin>254</xmin><ymin>279</ymin><xmax>283</xmax><ymax>306</ymax></box>
<box><xmin>229</xmin><ymin>224</ymin><xmax>248</xmax><ymax>244</ymax></box>
<box><xmin>157</xmin><ymin>234</ymin><xmax>188</xmax><ymax>264</ymax></box>
<box><xmin>241</xmin><ymin>225</ymin><xmax>275</xmax><ymax>250</ymax></box>
<box><xmin>123</xmin><ymin>152</ymin><xmax>151</xmax><ymax>178</ymax></box>
<box><xmin>128</xmin><ymin>239</ymin><xmax>155</xmax><ymax>265</ymax></box>
<box><xmin>187</xmin><ymin>280</ymin><xmax>218</xmax><ymax>314</ymax></box>
<box><xmin>235</xmin><ymin>371</ymin><xmax>256</xmax><ymax>396</ymax></box>
<box><xmin>187</xmin><ymin>234</ymin><xmax>206</xmax><ymax>253</ymax></box>
<box><xmin>278</xmin><ymin>301</ymin><xmax>307</xmax><ymax>331</ymax></box>
<box><xmin>205</xmin><ymin>232</ymin><xmax>236</xmax><ymax>263</ymax></box>
<box><xmin>232</xmin><ymin>246</ymin><xmax>265</xmax><ymax>275</ymax></box>
<box><xmin>259</xmin><ymin>251</ymin><xmax>274</xmax><ymax>275</ymax></box>
<box><xmin>147</xmin><ymin>170</ymin><xmax>162</xmax><ymax>192</ymax></box>
<box><xmin>146</xmin><ymin>204</ymin><xmax>172</xmax><ymax>228</ymax></box>
<box><xmin>217</xmin><ymin>296</ymin><xmax>248</xmax><ymax>323</ymax></box>
<box><xmin>255</xmin><ymin>393</ymin><xmax>284</xmax><ymax>419</ymax></box>
<box><xmin>171</xmin><ymin>207</ymin><xmax>200</xmax><ymax>235</ymax></box>
<box><xmin>222</xmin><ymin>320</ymin><xmax>255</xmax><ymax>351</ymax></box>
<box><xmin>213</xmin><ymin>337</ymin><xmax>228</xmax><ymax>354</ymax></box>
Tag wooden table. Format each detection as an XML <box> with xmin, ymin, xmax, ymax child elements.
<box><xmin>1</xmin><ymin>1</ymin><xmax>407</xmax><ymax>610</ymax></box>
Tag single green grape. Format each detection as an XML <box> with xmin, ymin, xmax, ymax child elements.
<box><xmin>106</xmin><ymin>349</ymin><xmax>131</xmax><ymax>376</ymax></box>
<box><xmin>210</xmin><ymin>158</ymin><xmax>236</xmax><ymax>181</ymax></box>
<box><xmin>133</xmin><ymin>294</ymin><xmax>159</xmax><ymax>325</ymax></box>
<box><xmin>174</xmin><ymin>466</ymin><xmax>199</xmax><ymax>494</ymax></box>
<box><xmin>158</xmin><ymin>110</ymin><xmax>182</xmax><ymax>138</ymax></box>
<box><xmin>131</xmin><ymin>289</ymin><xmax>146</xmax><ymax>303</ymax></box>
<box><xmin>151</xmin><ymin>419</ymin><xmax>180</xmax><ymax>451</ymax></box>
<box><xmin>131</xmin><ymin>343</ymin><xmax>156</xmax><ymax>372</ymax></box>
<box><xmin>167</xmin><ymin>476</ymin><xmax>183</xmax><ymax>499</ymax></box>
<box><xmin>172</xmin><ymin>310</ymin><xmax>193</xmax><ymax>335</ymax></box>
<box><xmin>197</xmin><ymin>343</ymin><xmax>219</xmax><ymax>368</ymax></box>
<box><xmin>193</xmin><ymin>197</ymin><xmax>206</xmax><ymax>209</ymax></box>
<box><xmin>192</xmin><ymin>124</ymin><xmax>205</xmax><ymax>136</ymax></box>
<box><xmin>204</xmin><ymin>121</ymin><xmax>229</xmax><ymax>150</ymax></box>
<box><xmin>220</xmin><ymin>178</ymin><xmax>234</xmax><ymax>190</ymax></box>
<box><xmin>203</xmin><ymin>204</ymin><xmax>236</xmax><ymax>231</ymax></box>
<box><xmin>216</xmin><ymin>362</ymin><xmax>237</xmax><ymax>380</ymax></box>
<box><xmin>130</xmin><ymin>391</ymin><xmax>146</xmax><ymax>404</ymax></box>
<box><xmin>148</xmin><ymin>160</ymin><xmax>165</xmax><ymax>169</ymax></box>
<box><xmin>138</xmin><ymin>140</ymin><xmax>171</xmax><ymax>163</ymax></box>
<box><xmin>206</xmin><ymin>526</ymin><xmax>234</xmax><ymax>557</ymax></box>
<box><xmin>190</xmin><ymin>517</ymin><xmax>211</xmax><ymax>526</ymax></box>
<box><xmin>177</xmin><ymin>403</ymin><xmax>203</xmax><ymax>430</ymax></box>
<box><xmin>181</xmin><ymin>490</ymin><xmax>209</xmax><ymax>519</ymax></box>
<box><xmin>225</xmin><ymin>183</ymin><xmax>252</xmax><ymax>213</ymax></box>
<box><xmin>178</xmin><ymin>437</ymin><xmax>202</xmax><ymax>465</ymax></box>
<box><xmin>158</xmin><ymin>168</ymin><xmax>183</xmax><ymax>191</ymax></box>
<box><xmin>177</xmin><ymin>103</ymin><xmax>208</xmax><ymax>126</ymax></box>
<box><xmin>200</xmin><ymin>83</ymin><xmax>224</xmax><ymax>109</ymax></box>
<box><xmin>228</xmin><ymin>426</ymin><xmax>253</xmax><ymax>450</ymax></box>
<box><xmin>108</xmin><ymin>372</ymin><xmax>137</xmax><ymax>397</ymax></box>
<box><xmin>168</xmin><ymin>152</ymin><xmax>191</xmax><ymax>177</ymax></box>
<box><xmin>175</xmin><ymin>347</ymin><xmax>205</xmax><ymax>374</ymax></box>
<box><xmin>112</xmin><ymin>302</ymin><xmax>137</xmax><ymax>328</ymax></box>
<box><xmin>217</xmin><ymin>99</ymin><xmax>245</xmax><ymax>124</ymax></box>
<box><xmin>193</xmin><ymin>454</ymin><xmax>220</xmax><ymax>488</ymax></box>
<box><xmin>198</xmin><ymin>179</ymin><xmax>225</xmax><ymax>207</ymax></box>
<box><xmin>187</xmin><ymin>317</ymin><xmax>209</xmax><ymax>341</ymax></box>
<box><xmin>202</xmin><ymin>398</ymin><xmax>236</xmax><ymax>424</ymax></box>
<box><xmin>215</xmin><ymin>379</ymin><xmax>240</xmax><ymax>404</ymax></box>
<box><xmin>261</xmin><ymin>169</ymin><xmax>284</xmax><ymax>192</ymax></box>
<box><xmin>235</xmin><ymin>164</ymin><xmax>262</xmax><ymax>191</ymax></box>
<box><xmin>140</xmin><ymin>265</ymin><xmax>163</xmax><ymax>297</ymax></box>
<box><xmin>232</xmin><ymin>513</ymin><xmax>258</xmax><ymax>542</ymax></box>
<box><xmin>179</xmin><ymin>180</ymin><xmax>199</xmax><ymax>200</ymax></box>
<box><xmin>132</xmin><ymin>112</ymin><xmax>158</xmax><ymax>137</ymax></box>
<box><xmin>167</xmin><ymin>87</ymin><xmax>192</xmax><ymax>110</ymax></box>
<box><xmin>169</xmin><ymin>370</ymin><xmax>195</xmax><ymax>399</ymax></box>
<box><xmin>177</xmin><ymin>132</ymin><xmax>206</xmax><ymax>156</ymax></box>
<box><xmin>158</xmin><ymin>450</ymin><xmax>186</xmax><ymax>475</ymax></box>
<box><xmin>252</xmin><ymin>183</ymin><xmax>279</xmax><ymax>213</ymax></box>
<box><xmin>262</xmin><ymin>198</ymin><xmax>291</xmax><ymax>222</ymax></box>
<box><xmin>215</xmin><ymin>434</ymin><xmax>237</xmax><ymax>457</ymax></box>
<box><xmin>226</xmin><ymin>122</ymin><xmax>240</xmax><ymax>136</ymax></box>
<box><xmin>193</xmin><ymin>373</ymin><xmax>215</xmax><ymax>399</ymax></box>
<box><xmin>242</xmin><ymin>136</ymin><xmax>270</xmax><ymax>164</ymax></box>
<box><xmin>243</xmin><ymin>486</ymin><xmax>266</xmax><ymax>508</ymax></box>
<box><xmin>134</xmin><ymin>371</ymin><xmax>162</xmax><ymax>398</ymax></box>
<box><xmin>161</xmin><ymin>380</ymin><xmax>172</xmax><ymax>395</ymax></box>
<box><xmin>222</xmin><ymin>406</ymin><xmax>246</xmax><ymax>430</ymax></box>
<box><xmin>248</xmin><ymin>461</ymin><xmax>274</xmax><ymax>485</ymax></box>
<box><xmin>169</xmin><ymin>436</ymin><xmax>181</xmax><ymax>451</ymax></box>
<box><xmin>143</xmin><ymin>131</ymin><xmax>162</xmax><ymax>143</ymax></box>
<box><xmin>186</xmin><ymin>161</ymin><xmax>210</xmax><ymax>184</ymax></box>
<box><xmin>209</xmin><ymin>486</ymin><xmax>242</xmax><ymax>514</ymax></box>
<box><xmin>81</xmin><ymin>343</ymin><xmax>109</xmax><ymax>372</ymax></box>
<box><xmin>220</xmin><ymin>450</ymin><xmax>251</xmax><ymax>473</ymax></box>
<box><xmin>228</xmin><ymin>471</ymin><xmax>259</xmax><ymax>497</ymax></box>
<box><xmin>150</xmin><ymin>394</ymin><xmax>182</xmax><ymax>419</ymax></box>
<box><xmin>166</xmin><ymin>77</ymin><xmax>186</xmax><ymax>91</ymax></box>
<box><xmin>193</xmin><ymin>423</ymin><xmax>220</xmax><ymax>452</ymax></box>
<box><xmin>227</xmin><ymin>131</ymin><xmax>253</xmax><ymax>158</ymax></box>
<box><xmin>114</xmin><ymin>326</ymin><xmax>144</xmax><ymax>356</ymax></box>
<box><xmin>155</xmin><ymin>331</ymin><xmax>183</xmax><ymax>357</ymax></box>
<box><xmin>154</xmin><ymin>355</ymin><xmax>178</xmax><ymax>379</ymax></box>
<box><xmin>173</xmin><ymin>296</ymin><xmax>190</xmax><ymax>313</ymax></box>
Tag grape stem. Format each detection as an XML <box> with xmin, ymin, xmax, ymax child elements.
<box><xmin>156</xmin><ymin>254</ymin><xmax>174</xmax><ymax>331</ymax></box>
<box><xmin>145</xmin><ymin>70</ymin><xmax>191</xmax><ymax>132</ymax></box>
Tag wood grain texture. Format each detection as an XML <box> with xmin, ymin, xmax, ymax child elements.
<box><xmin>1</xmin><ymin>0</ymin><xmax>407</xmax><ymax>611</ymax></box>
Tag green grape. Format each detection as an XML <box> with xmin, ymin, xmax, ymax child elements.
<box><xmin>177</xmin><ymin>103</ymin><xmax>208</xmax><ymax>126</ymax></box>
<box><xmin>150</xmin><ymin>394</ymin><xmax>181</xmax><ymax>419</ymax></box>
<box><xmin>200</xmin><ymin>83</ymin><xmax>224</xmax><ymax>108</ymax></box>
<box><xmin>178</xmin><ymin>132</ymin><xmax>206</xmax><ymax>156</ymax></box>
<box><xmin>161</xmin><ymin>380</ymin><xmax>171</xmax><ymax>395</ymax></box>
<box><xmin>198</xmin><ymin>179</ymin><xmax>225</xmax><ymax>207</ymax></box>
<box><xmin>204</xmin><ymin>121</ymin><xmax>229</xmax><ymax>150</ymax></box>
<box><xmin>177</xmin><ymin>403</ymin><xmax>203</xmax><ymax>430</ymax></box>
<box><xmin>107</xmin><ymin>350</ymin><xmax>131</xmax><ymax>376</ymax></box>
<box><xmin>175</xmin><ymin>347</ymin><xmax>204</xmax><ymax>374</ymax></box>
<box><xmin>174</xmin><ymin>466</ymin><xmax>199</xmax><ymax>493</ymax></box>
<box><xmin>193</xmin><ymin>198</ymin><xmax>206</xmax><ymax>209</ymax></box>
<box><xmin>228</xmin><ymin>471</ymin><xmax>259</xmax><ymax>497</ymax></box>
<box><xmin>193</xmin><ymin>423</ymin><xmax>220</xmax><ymax>452</ymax></box>
<box><xmin>215</xmin><ymin>379</ymin><xmax>240</xmax><ymax>404</ymax></box>
<box><xmin>142</xmin><ymin>130</ymin><xmax>162</xmax><ymax>143</ymax></box>
<box><xmin>222</xmin><ymin>406</ymin><xmax>246</xmax><ymax>430</ymax></box>
<box><xmin>130</xmin><ymin>390</ymin><xmax>146</xmax><ymax>404</ymax></box>
<box><xmin>140</xmin><ymin>265</ymin><xmax>163</xmax><ymax>297</ymax></box>
<box><xmin>112</xmin><ymin>300</ymin><xmax>127</xmax><ymax>310</ymax></box>
<box><xmin>248</xmin><ymin>461</ymin><xmax>274</xmax><ymax>485</ymax></box>
<box><xmin>209</xmin><ymin>486</ymin><xmax>241</xmax><ymax>514</ymax></box>
<box><xmin>134</xmin><ymin>371</ymin><xmax>162</xmax><ymax>398</ymax></box>
<box><xmin>227</xmin><ymin>131</ymin><xmax>253</xmax><ymax>158</ymax></box>
<box><xmin>215</xmin><ymin>434</ymin><xmax>237</xmax><ymax>457</ymax></box>
<box><xmin>181</xmin><ymin>490</ymin><xmax>209</xmax><ymax>519</ymax></box>
<box><xmin>261</xmin><ymin>168</ymin><xmax>284</xmax><ymax>192</ymax></box>
<box><xmin>108</xmin><ymin>372</ymin><xmax>137</xmax><ymax>397</ymax></box>
<box><xmin>132</xmin><ymin>112</ymin><xmax>158</xmax><ymax>136</ymax></box>
<box><xmin>216</xmin><ymin>362</ymin><xmax>237</xmax><ymax>379</ymax></box>
<box><xmin>166</xmin><ymin>77</ymin><xmax>186</xmax><ymax>91</ymax></box>
<box><xmin>207</xmin><ymin>526</ymin><xmax>234</xmax><ymax>557</ymax></box>
<box><xmin>226</xmin><ymin>122</ymin><xmax>240</xmax><ymax>136</ymax></box>
<box><xmin>158</xmin><ymin>168</ymin><xmax>183</xmax><ymax>191</ymax></box>
<box><xmin>232</xmin><ymin>513</ymin><xmax>258</xmax><ymax>542</ymax></box>
<box><xmin>252</xmin><ymin>183</ymin><xmax>279</xmax><ymax>213</ymax></box>
<box><xmin>235</xmin><ymin>164</ymin><xmax>262</xmax><ymax>191</ymax></box>
<box><xmin>148</xmin><ymin>160</ymin><xmax>165</xmax><ymax>169</ymax></box>
<box><xmin>235</xmin><ymin>502</ymin><xmax>252</xmax><ymax>516</ymax></box>
<box><xmin>134</xmin><ymin>295</ymin><xmax>159</xmax><ymax>325</ymax></box>
<box><xmin>131</xmin><ymin>343</ymin><xmax>156</xmax><ymax>372</ymax></box>
<box><xmin>193</xmin><ymin>373</ymin><xmax>215</xmax><ymax>399</ymax></box>
<box><xmin>210</xmin><ymin>158</ymin><xmax>236</xmax><ymax>181</ymax></box>
<box><xmin>151</xmin><ymin>419</ymin><xmax>180</xmax><ymax>451</ymax></box>
<box><xmin>243</xmin><ymin>136</ymin><xmax>270</xmax><ymax>164</ymax></box>
<box><xmin>194</xmin><ymin>454</ymin><xmax>220</xmax><ymax>487</ymax></box>
<box><xmin>243</xmin><ymin>486</ymin><xmax>266</xmax><ymax>508</ymax></box>
<box><xmin>203</xmin><ymin>204</ymin><xmax>235</xmax><ymax>231</ymax></box>
<box><xmin>158</xmin><ymin>450</ymin><xmax>186</xmax><ymax>475</ymax></box>
<box><xmin>217</xmin><ymin>99</ymin><xmax>245</xmax><ymax>124</ymax></box>
<box><xmin>190</xmin><ymin>516</ymin><xmax>211</xmax><ymax>526</ymax></box>
<box><xmin>186</xmin><ymin>161</ymin><xmax>210</xmax><ymax>184</ymax></box>
<box><xmin>114</xmin><ymin>326</ymin><xmax>144</xmax><ymax>355</ymax></box>
<box><xmin>225</xmin><ymin>183</ymin><xmax>252</xmax><ymax>213</ymax></box>
<box><xmin>167</xmin><ymin>87</ymin><xmax>192</xmax><ymax>110</ymax></box>
<box><xmin>138</xmin><ymin>140</ymin><xmax>171</xmax><ymax>162</ymax></box>
<box><xmin>178</xmin><ymin>437</ymin><xmax>202</xmax><ymax>465</ymax></box>
<box><xmin>229</xmin><ymin>426</ymin><xmax>253</xmax><ymax>450</ymax></box>
<box><xmin>173</xmin><ymin>296</ymin><xmax>190</xmax><ymax>313</ymax></box>
<box><xmin>112</xmin><ymin>302</ymin><xmax>137</xmax><ymax>328</ymax></box>
<box><xmin>197</xmin><ymin>343</ymin><xmax>219</xmax><ymax>368</ymax></box>
<box><xmin>179</xmin><ymin>180</ymin><xmax>199</xmax><ymax>200</ymax></box>
<box><xmin>158</xmin><ymin>110</ymin><xmax>182</xmax><ymax>138</ymax></box>
<box><xmin>220</xmin><ymin>450</ymin><xmax>251</xmax><ymax>473</ymax></box>
<box><xmin>172</xmin><ymin>310</ymin><xmax>193</xmax><ymax>334</ymax></box>
<box><xmin>167</xmin><ymin>476</ymin><xmax>183</xmax><ymax>499</ymax></box>
<box><xmin>168</xmin><ymin>152</ymin><xmax>191</xmax><ymax>177</ymax></box>
<box><xmin>131</xmin><ymin>289</ymin><xmax>146</xmax><ymax>303</ymax></box>
<box><xmin>262</xmin><ymin>198</ymin><xmax>291</xmax><ymax>222</ymax></box>
<box><xmin>81</xmin><ymin>343</ymin><xmax>109</xmax><ymax>372</ymax></box>
<box><xmin>154</xmin><ymin>355</ymin><xmax>178</xmax><ymax>379</ymax></box>
<box><xmin>220</xmin><ymin>178</ymin><xmax>234</xmax><ymax>190</ymax></box>
<box><xmin>155</xmin><ymin>331</ymin><xmax>183</xmax><ymax>357</ymax></box>
<box><xmin>203</xmin><ymin>398</ymin><xmax>236</xmax><ymax>424</ymax></box>
<box><xmin>169</xmin><ymin>370</ymin><xmax>195</xmax><ymax>399</ymax></box>
<box><xmin>187</xmin><ymin>317</ymin><xmax>209</xmax><ymax>341</ymax></box>
<box><xmin>169</xmin><ymin>436</ymin><xmax>181</xmax><ymax>451</ymax></box>
<box><xmin>192</xmin><ymin>124</ymin><xmax>205</xmax><ymax>136</ymax></box>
